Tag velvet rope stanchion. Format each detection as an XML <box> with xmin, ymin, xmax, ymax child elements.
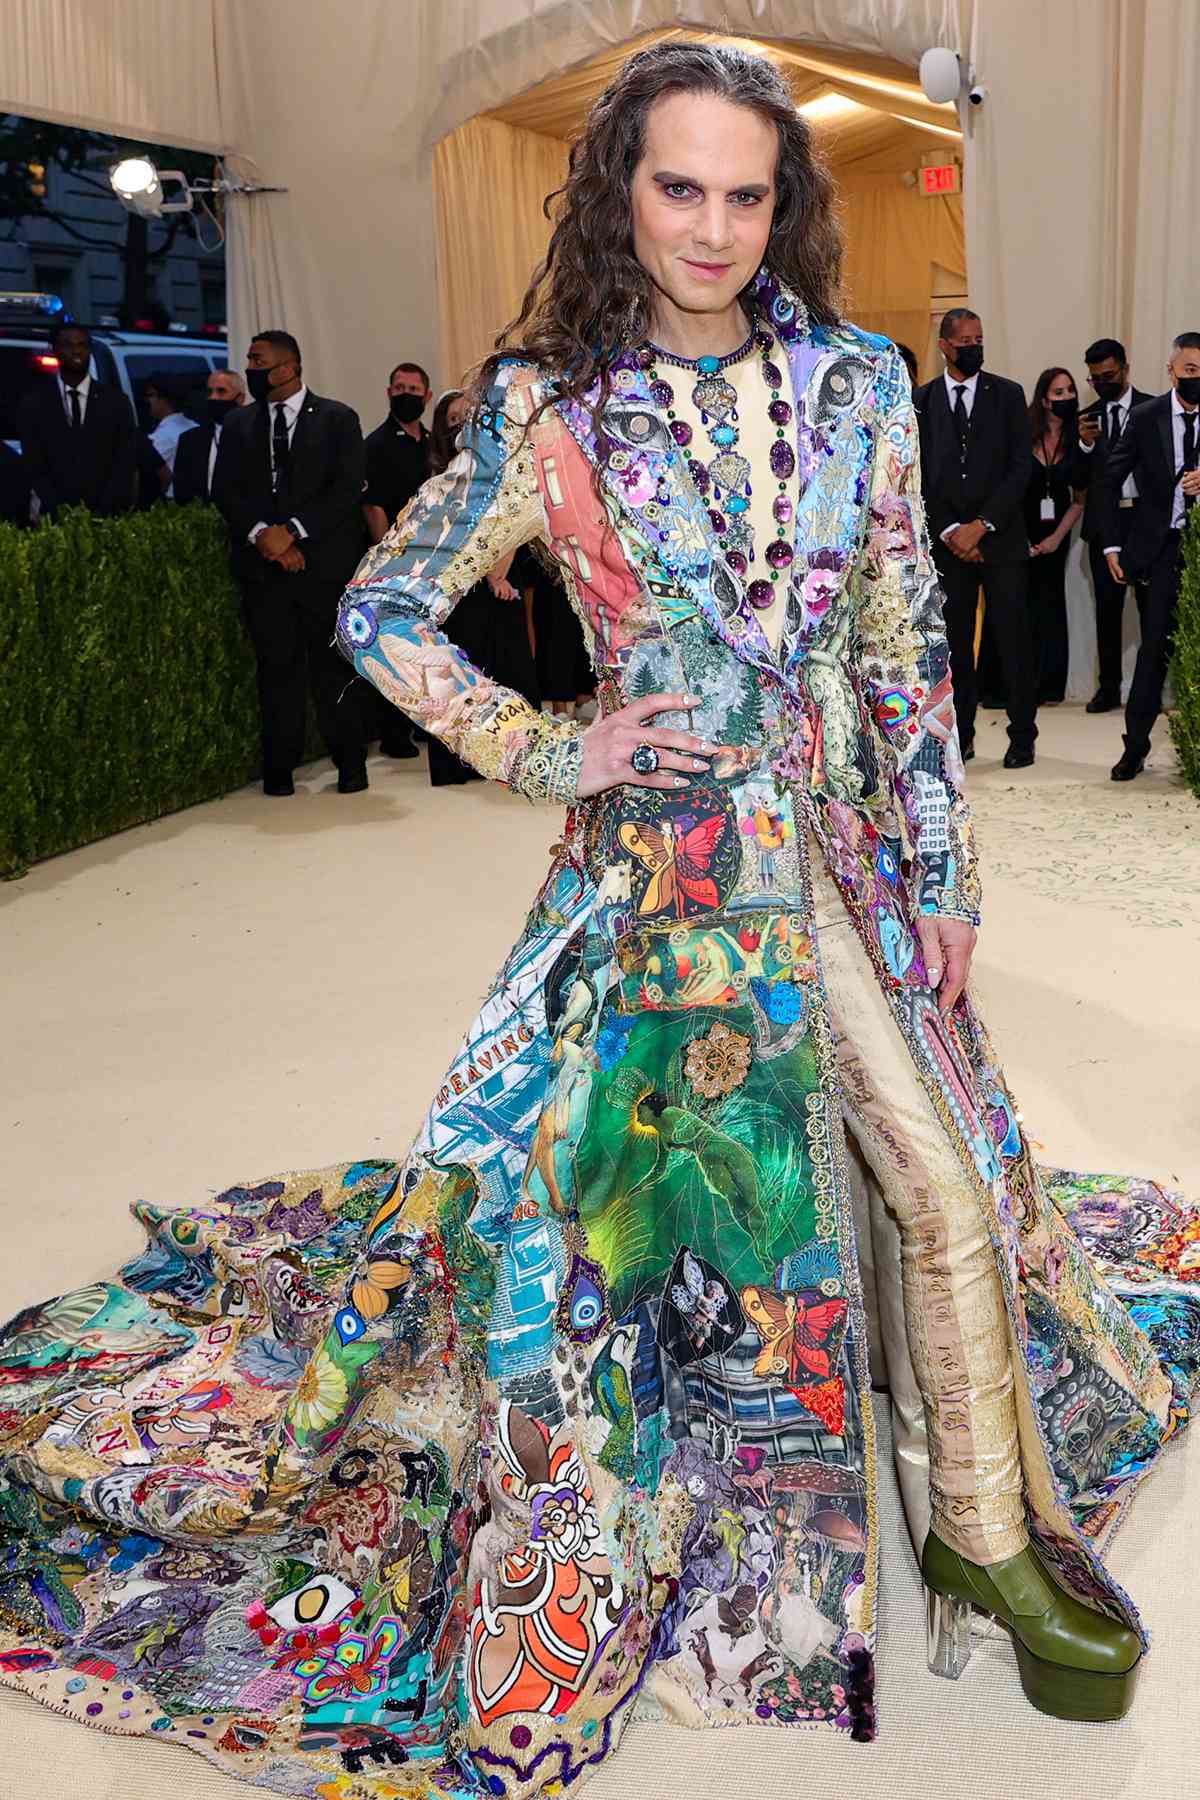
<box><xmin>1169</xmin><ymin>507</ymin><xmax>1200</xmax><ymax>801</ymax></box>
<box><xmin>0</xmin><ymin>504</ymin><xmax>279</xmax><ymax>878</ymax></box>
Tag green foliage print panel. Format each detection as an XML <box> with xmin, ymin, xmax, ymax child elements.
<box><xmin>575</xmin><ymin>1000</ymin><xmax>821</xmax><ymax>1318</ymax></box>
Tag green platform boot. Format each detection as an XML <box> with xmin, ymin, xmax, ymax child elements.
<box><xmin>921</xmin><ymin>1532</ymin><xmax>1142</xmax><ymax>1721</ymax></box>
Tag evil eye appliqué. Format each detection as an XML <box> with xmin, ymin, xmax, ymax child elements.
<box><xmin>338</xmin><ymin>600</ymin><xmax>378</xmax><ymax>652</ymax></box>
<box><xmin>556</xmin><ymin>1251</ymin><xmax>609</xmax><ymax>1345</ymax></box>
<box><xmin>334</xmin><ymin>1306</ymin><xmax>366</xmax><ymax>1346</ymax></box>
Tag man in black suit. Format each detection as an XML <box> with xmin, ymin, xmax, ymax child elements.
<box><xmin>18</xmin><ymin>322</ymin><xmax>137</xmax><ymax>517</ymax></box>
<box><xmin>174</xmin><ymin>369</ymin><xmax>247</xmax><ymax>505</ymax></box>
<box><xmin>1100</xmin><ymin>331</ymin><xmax>1200</xmax><ymax>781</ymax></box>
<box><xmin>1072</xmin><ymin>338</ymin><xmax>1153</xmax><ymax>713</ymax></box>
<box><xmin>914</xmin><ymin>308</ymin><xmax>1037</xmax><ymax>768</ymax></box>
<box><xmin>212</xmin><ymin>330</ymin><xmax>371</xmax><ymax>796</ymax></box>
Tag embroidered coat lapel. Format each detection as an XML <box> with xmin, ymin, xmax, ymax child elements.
<box><xmin>776</xmin><ymin>327</ymin><xmax>882</xmax><ymax>684</ymax></box>
<box><xmin>549</xmin><ymin>274</ymin><xmax>880</xmax><ymax>699</ymax></box>
<box><xmin>553</xmin><ymin>362</ymin><xmax>781</xmax><ymax>689</ymax></box>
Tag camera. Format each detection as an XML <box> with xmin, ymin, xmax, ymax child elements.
<box><xmin>967</xmin><ymin>84</ymin><xmax>988</xmax><ymax>106</ymax></box>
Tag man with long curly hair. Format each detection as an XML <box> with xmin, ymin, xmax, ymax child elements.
<box><xmin>4</xmin><ymin>37</ymin><xmax>1192</xmax><ymax>1800</ymax></box>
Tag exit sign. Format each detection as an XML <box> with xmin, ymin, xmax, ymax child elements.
<box><xmin>920</xmin><ymin>161</ymin><xmax>961</xmax><ymax>196</ymax></box>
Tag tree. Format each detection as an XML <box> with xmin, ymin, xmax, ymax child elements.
<box><xmin>0</xmin><ymin>114</ymin><xmax>220</xmax><ymax>326</ymax></box>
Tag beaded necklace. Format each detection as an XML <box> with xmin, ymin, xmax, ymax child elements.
<box><xmin>640</xmin><ymin>326</ymin><xmax>796</xmax><ymax>611</ymax></box>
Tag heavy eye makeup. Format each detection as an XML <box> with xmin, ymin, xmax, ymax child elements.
<box><xmin>653</xmin><ymin>174</ymin><xmax>770</xmax><ymax>207</ymax></box>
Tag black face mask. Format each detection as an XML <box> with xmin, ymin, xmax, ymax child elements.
<box><xmin>390</xmin><ymin>393</ymin><xmax>425</xmax><ymax>425</ymax></box>
<box><xmin>1050</xmin><ymin>397</ymin><xmax>1079</xmax><ymax>421</ymax></box>
<box><xmin>1176</xmin><ymin>376</ymin><xmax>1200</xmax><ymax>406</ymax></box>
<box><xmin>952</xmin><ymin>344</ymin><xmax>984</xmax><ymax>378</ymax></box>
<box><xmin>206</xmin><ymin>397</ymin><xmax>239</xmax><ymax>426</ymax></box>
<box><xmin>1092</xmin><ymin>376</ymin><xmax>1125</xmax><ymax>405</ymax></box>
<box><xmin>245</xmin><ymin>367</ymin><xmax>275</xmax><ymax>404</ymax></box>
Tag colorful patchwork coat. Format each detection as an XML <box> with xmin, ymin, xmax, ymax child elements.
<box><xmin>1</xmin><ymin>274</ymin><xmax>1197</xmax><ymax>1800</ymax></box>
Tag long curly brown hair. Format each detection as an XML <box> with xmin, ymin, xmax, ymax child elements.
<box><xmin>474</xmin><ymin>38</ymin><xmax>843</xmax><ymax>429</ymax></box>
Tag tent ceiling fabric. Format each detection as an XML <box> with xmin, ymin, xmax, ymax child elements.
<box><xmin>0</xmin><ymin>0</ymin><xmax>225</xmax><ymax>149</ymax></box>
<box><xmin>428</xmin><ymin>0</ymin><xmax>963</xmax><ymax>146</ymax></box>
<box><xmin>486</xmin><ymin>27</ymin><xmax>960</xmax><ymax>144</ymax></box>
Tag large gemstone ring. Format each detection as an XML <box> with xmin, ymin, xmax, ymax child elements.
<box><xmin>630</xmin><ymin>743</ymin><xmax>660</xmax><ymax>776</ymax></box>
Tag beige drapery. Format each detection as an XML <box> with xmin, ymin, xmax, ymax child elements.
<box><xmin>839</xmin><ymin>173</ymin><xmax>966</xmax><ymax>371</ymax></box>
<box><xmin>433</xmin><ymin>117</ymin><xmax>569</xmax><ymax>388</ymax></box>
<box><xmin>0</xmin><ymin>0</ymin><xmax>223</xmax><ymax>148</ymax></box>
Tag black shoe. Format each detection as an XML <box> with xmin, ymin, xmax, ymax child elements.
<box><xmin>337</xmin><ymin>766</ymin><xmax>369</xmax><ymax>794</ymax></box>
<box><xmin>978</xmin><ymin>696</ymin><xmax>1006</xmax><ymax>710</ymax></box>
<box><xmin>1110</xmin><ymin>751</ymin><xmax>1146</xmax><ymax>782</ymax></box>
<box><xmin>381</xmin><ymin>739</ymin><xmax>419</xmax><ymax>759</ymax></box>
<box><xmin>1003</xmin><ymin>748</ymin><xmax>1035</xmax><ymax>769</ymax></box>
<box><xmin>962</xmin><ymin>743</ymin><xmax>975</xmax><ymax>763</ymax></box>
<box><xmin>263</xmin><ymin>772</ymin><xmax>295</xmax><ymax>797</ymax></box>
<box><xmin>1086</xmin><ymin>688</ymin><xmax>1121</xmax><ymax>714</ymax></box>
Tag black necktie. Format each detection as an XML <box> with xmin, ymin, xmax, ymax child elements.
<box><xmin>271</xmin><ymin>402</ymin><xmax>290</xmax><ymax>499</ymax></box>
<box><xmin>953</xmin><ymin>384</ymin><xmax>969</xmax><ymax>463</ymax></box>
<box><xmin>1185</xmin><ymin>410</ymin><xmax>1197</xmax><ymax>513</ymax></box>
<box><xmin>69</xmin><ymin>387</ymin><xmax>82</xmax><ymax>430</ymax></box>
<box><xmin>1105</xmin><ymin>402</ymin><xmax>1122</xmax><ymax>447</ymax></box>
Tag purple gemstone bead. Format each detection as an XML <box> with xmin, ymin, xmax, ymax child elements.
<box><xmin>709</xmin><ymin>508</ymin><xmax>727</xmax><ymax>535</ymax></box>
<box><xmin>762</xmin><ymin>360</ymin><xmax>783</xmax><ymax>389</ymax></box>
<box><xmin>768</xmin><ymin>398</ymin><xmax>792</xmax><ymax>426</ymax></box>
<box><xmin>773</xmin><ymin>494</ymin><xmax>794</xmax><ymax>524</ymax></box>
<box><xmin>690</xmin><ymin>460</ymin><xmax>710</xmax><ymax>493</ymax></box>
<box><xmin>766</xmin><ymin>538</ymin><xmax>794</xmax><ymax>569</ymax></box>
<box><xmin>636</xmin><ymin>346</ymin><xmax>655</xmax><ymax>369</ymax></box>
<box><xmin>650</xmin><ymin>378</ymin><xmax>674</xmax><ymax>408</ymax></box>
<box><xmin>669</xmin><ymin>418</ymin><xmax>693</xmax><ymax>447</ymax></box>
<box><xmin>727</xmin><ymin>549</ymin><xmax>747</xmax><ymax>576</ymax></box>
<box><xmin>770</xmin><ymin>439</ymin><xmax>796</xmax><ymax>480</ymax></box>
<box><xmin>747</xmin><ymin>578</ymin><xmax>775</xmax><ymax>609</ymax></box>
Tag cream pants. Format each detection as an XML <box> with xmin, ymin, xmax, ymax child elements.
<box><xmin>811</xmin><ymin>850</ymin><xmax>1027</xmax><ymax>1566</ymax></box>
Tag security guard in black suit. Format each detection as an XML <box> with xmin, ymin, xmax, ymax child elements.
<box><xmin>1071</xmin><ymin>338</ymin><xmax>1153</xmax><ymax>713</ymax></box>
<box><xmin>914</xmin><ymin>308</ymin><xmax>1037</xmax><ymax>768</ymax></box>
<box><xmin>18</xmin><ymin>322</ymin><xmax>137</xmax><ymax>517</ymax></box>
<box><xmin>1100</xmin><ymin>332</ymin><xmax>1200</xmax><ymax>780</ymax></box>
<box><xmin>213</xmin><ymin>330</ymin><xmax>371</xmax><ymax>796</ymax></box>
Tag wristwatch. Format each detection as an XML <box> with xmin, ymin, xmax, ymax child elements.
<box><xmin>979</xmin><ymin>519</ymin><xmax>995</xmax><ymax>532</ymax></box>
<box><xmin>283</xmin><ymin>520</ymin><xmax>302</xmax><ymax>542</ymax></box>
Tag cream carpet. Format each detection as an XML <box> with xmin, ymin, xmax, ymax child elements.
<box><xmin>2</xmin><ymin>704</ymin><xmax>1197</xmax><ymax>1799</ymax></box>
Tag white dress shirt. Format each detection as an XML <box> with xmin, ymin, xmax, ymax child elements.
<box><xmin>943</xmin><ymin>369</ymin><xmax>979</xmax><ymax>418</ymax></box>
<box><xmin>207</xmin><ymin>424</ymin><xmax>223</xmax><ymax>493</ymax></box>
<box><xmin>1079</xmin><ymin>385</ymin><xmax>1138</xmax><ymax>504</ymax></box>
<box><xmin>58</xmin><ymin>373</ymin><xmax>91</xmax><ymax>424</ymax></box>
<box><xmin>940</xmin><ymin>370</ymin><xmax>981</xmax><ymax>540</ymax></box>
<box><xmin>1170</xmin><ymin>388</ymin><xmax>1199</xmax><ymax>531</ymax></box>
<box><xmin>150</xmin><ymin>411</ymin><xmax>200</xmax><ymax>493</ymax></box>
<box><xmin>1102</xmin><ymin>390</ymin><xmax>1198</xmax><ymax>553</ymax></box>
<box><xmin>250</xmin><ymin>384</ymin><xmax>308</xmax><ymax>543</ymax></box>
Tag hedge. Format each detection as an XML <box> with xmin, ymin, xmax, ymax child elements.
<box><xmin>1169</xmin><ymin>505</ymin><xmax>1200</xmax><ymax>800</ymax></box>
<box><xmin>1</xmin><ymin>504</ymin><xmax>273</xmax><ymax>878</ymax></box>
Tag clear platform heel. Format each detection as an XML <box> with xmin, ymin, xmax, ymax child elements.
<box><xmin>925</xmin><ymin>1583</ymin><xmax>973</xmax><ymax>1679</ymax></box>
